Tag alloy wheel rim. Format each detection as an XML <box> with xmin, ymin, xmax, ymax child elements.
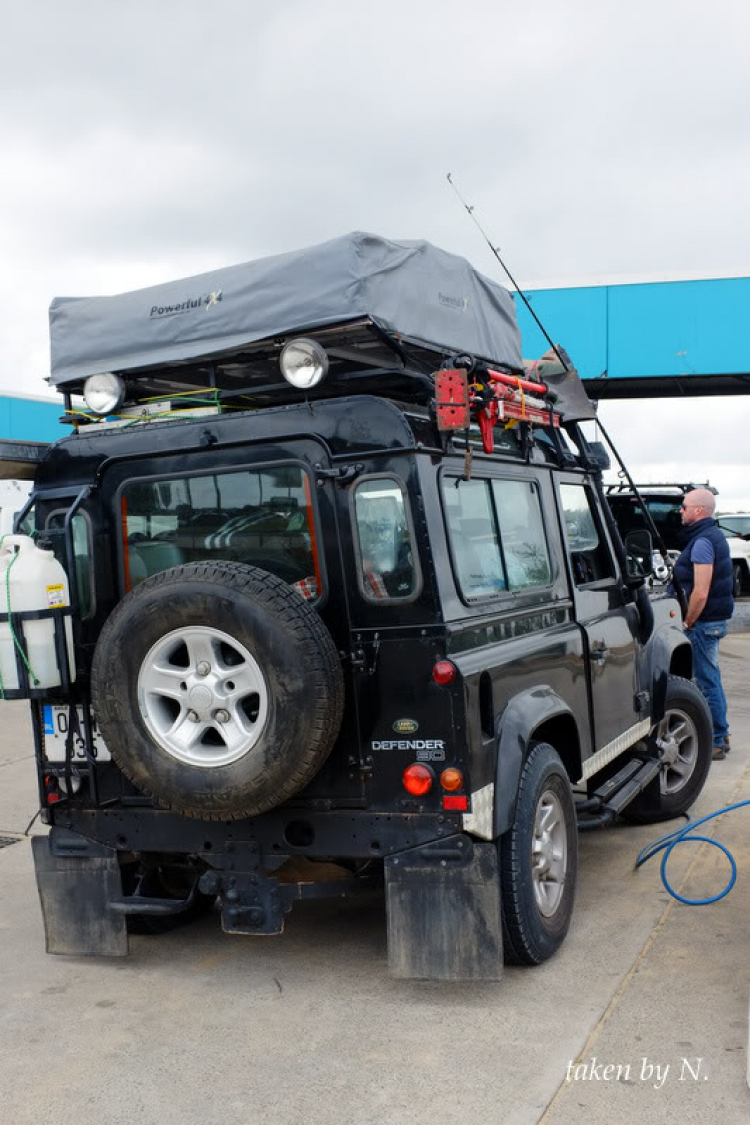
<box><xmin>531</xmin><ymin>787</ymin><xmax>568</xmax><ymax>917</ymax></box>
<box><xmin>655</xmin><ymin>706</ymin><xmax>699</xmax><ymax>796</ymax></box>
<box><xmin>137</xmin><ymin>626</ymin><xmax>269</xmax><ymax>767</ymax></box>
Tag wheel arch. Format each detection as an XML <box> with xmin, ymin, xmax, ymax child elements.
<box><xmin>669</xmin><ymin>640</ymin><xmax>692</xmax><ymax>680</ymax></box>
<box><xmin>494</xmin><ymin>688</ymin><xmax>582</xmax><ymax>838</ymax></box>
<box><xmin>646</xmin><ymin>627</ymin><xmax>693</xmax><ymax>723</ymax></box>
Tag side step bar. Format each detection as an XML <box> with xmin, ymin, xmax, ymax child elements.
<box><xmin>576</xmin><ymin>757</ymin><xmax>662</xmax><ymax>830</ymax></box>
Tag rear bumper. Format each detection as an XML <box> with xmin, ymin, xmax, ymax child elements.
<box><xmin>52</xmin><ymin>804</ymin><xmax>465</xmax><ymax>859</ymax></box>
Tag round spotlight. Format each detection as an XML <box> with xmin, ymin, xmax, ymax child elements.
<box><xmin>83</xmin><ymin>373</ymin><xmax>126</xmax><ymax>416</ymax></box>
<box><xmin>279</xmin><ymin>338</ymin><xmax>329</xmax><ymax>390</ymax></box>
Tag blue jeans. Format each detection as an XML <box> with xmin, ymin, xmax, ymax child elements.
<box><xmin>686</xmin><ymin>620</ymin><xmax>729</xmax><ymax>744</ymax></box>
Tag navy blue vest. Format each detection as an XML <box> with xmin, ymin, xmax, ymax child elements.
<box><xmin>673</xmin><ymin>518</ymin><xmax>734</xmax><ymax>622</ymax></box>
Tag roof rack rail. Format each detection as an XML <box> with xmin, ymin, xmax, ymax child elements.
<box><xmin>605</xmin><ymin>481</ymin><xmax>716</xmax><ymax>495</ymax></box>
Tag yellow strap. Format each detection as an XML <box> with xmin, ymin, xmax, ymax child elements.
<box><xmin>515</xmin><ymin>376</ymin><xmax>527</xmax><ymax>419</ymax></box>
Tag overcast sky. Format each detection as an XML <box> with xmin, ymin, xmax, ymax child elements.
<box><xmin>2</xmin><ymin>0</ymin><xmax>750</xmax><ymax>504</ymax></box>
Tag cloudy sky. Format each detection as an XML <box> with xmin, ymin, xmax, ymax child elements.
<box><xmin>3</xmin><ymin>0</ymin><xmax>750</xmax><ymax>503</ymax></box>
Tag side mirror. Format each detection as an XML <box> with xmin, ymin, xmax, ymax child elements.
<box><xmin>624</xmin><ymin>529</ymin><xmax>653</xmax><ymax>585</ymax></box>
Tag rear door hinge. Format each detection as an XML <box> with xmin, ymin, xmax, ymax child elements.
<box><xmin>315</xmin><ymin>462</ymin><xmax>364</xmax><ymax>485</ymax></box>
<box><xmin>634</xmin><ymin>690</ymin><xmax>651</xmax><ymax>713</ymax></box>
<box><xmin>348</xmin><ymin>639</ymin><xmax>380</xmax><ymax>675</ymax></box>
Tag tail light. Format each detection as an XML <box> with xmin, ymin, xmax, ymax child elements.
<box><xmin>44</xmin><ymin>776</ymin><xmax>61</xmax><ymax>805</ymax></box>
<box><xmin>432</xmin><ymin>660</ymin><xmax>456</xmax><ymax>685</ymax></box>
<box><xmin>402</xmin><ymin>763</ymin><xmax>433</xmax><ymax>797</ymax></box>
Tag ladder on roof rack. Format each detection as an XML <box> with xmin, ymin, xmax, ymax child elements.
<box><xmin>435</xmin><ymin>366</ymin><xmax>562</xmax><ymax>454</ymax></box>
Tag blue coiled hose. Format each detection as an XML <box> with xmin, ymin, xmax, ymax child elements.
<box><xmin>636</xmin><ymin>800</ymin><xmax>750</xmax><ymax>905</ymax></box>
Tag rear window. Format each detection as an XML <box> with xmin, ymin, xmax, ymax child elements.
<box><xmin>352</xmin><ymin>477</ymin><xmax>419</xmax><ymax>601</ymax></box>
<box><xmin>608</xmin><ymin>494</ymin><xmax>683</xmax><ymax>548</ymax></box>
<box><xmin>120</xmin><ymin>465</ymin><xmax>322</xmax><ymax>598</ymax></box>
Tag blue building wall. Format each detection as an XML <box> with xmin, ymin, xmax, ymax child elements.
<box><xmin>516</xmin><ymin>276</ymin><xmax>750</xmax><ymax>381</ymax></box>
<box><xmin>0</xmin><ymin>395</ymin><xmax>63</xmax><ymax>443</ymax></box>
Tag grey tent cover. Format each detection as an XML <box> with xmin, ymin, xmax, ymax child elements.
<box><xmin>48</xmin><ymin>232</ymin><xmax>522</xmax><ymax>386</ymax></box>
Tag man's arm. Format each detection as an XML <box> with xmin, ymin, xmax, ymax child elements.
<box><xmin>684</xmin><ymin>563</ymin><xmax>713</xmax><ymax>629</ymax></box>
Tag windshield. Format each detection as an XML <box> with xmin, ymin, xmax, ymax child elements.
<box><xmin>718</xmin><ymin>515</ymin><xmax>750</xmax><ymax>538</ymax></box>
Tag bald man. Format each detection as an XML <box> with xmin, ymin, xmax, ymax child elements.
<box><xmin>673</xmin><ymin>488</ymin><xmax>734</xmax><ymax>760</ymax></box>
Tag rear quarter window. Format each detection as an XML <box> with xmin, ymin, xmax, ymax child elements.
<box><xmin>352</xmin><ymin>477</ymin><xmax>420</xmax><ymax>602</ymax></box>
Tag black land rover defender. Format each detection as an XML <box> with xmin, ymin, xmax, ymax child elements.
<box><xmin>6</xmin><ymin>233</ymin><xmax>711</xmax><ymax>981</ymax></box>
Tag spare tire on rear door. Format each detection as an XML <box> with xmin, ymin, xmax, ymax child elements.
<box><xmin>91</xmin><ymin>561</ymin><xmax>344</xmax><ymax>820</ymax></box>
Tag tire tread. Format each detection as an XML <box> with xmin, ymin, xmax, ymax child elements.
<box><xmin>91</xmin><ymin>561</ymin><xmax>344</xmax><ymax>820</ymax></box>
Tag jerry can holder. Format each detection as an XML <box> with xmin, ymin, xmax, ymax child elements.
<box><xmin>0</xmin><ymin>604</ymin><xmax>74</xmax><ymax>700</ymax></box>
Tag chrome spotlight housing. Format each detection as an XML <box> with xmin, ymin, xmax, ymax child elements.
<box><xmin>83</xmin><ymin>373</ymin><xmax>126</xmax><ymax>415</ymax></box>
<box><xmin>279</xmin><ymin>338</ymin><xmax>329</xmax><ymax>390</ymax></box>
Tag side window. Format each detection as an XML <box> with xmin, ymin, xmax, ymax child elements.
<box><xmin>442</xmin><ymin>479</ymin><xmax>506</xmax><ymax>599</ymax></box>
<box><xmin>45</xmin><ymin>511</ymin><xmax>94</xmax><ymax>618</ymax></box>
<box><xmin>353</xmin><ymin>478</ymin><xmax>419</xmax><ymax>601</ymax></box>
<box><xmin>560</xmin><ymin>484</ymin><xmax>614</xmax><ymax>585</ymax></box>
<box><xmin>491</xmin><ymin>480</ymin><xmax>552</xmax><ymax>589</ymax></box>
<box><xmin>120</xmin><ymin>465</ymin><xmax>322</xmax><ymax>599</ymax></box>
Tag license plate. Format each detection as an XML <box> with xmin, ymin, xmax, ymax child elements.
<box><xmin>42</xmin><ymin>705</ymin><xmax>110</xmax><ymax>762</ymax></box>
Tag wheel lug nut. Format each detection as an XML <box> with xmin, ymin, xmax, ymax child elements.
<box><xmin>196</xmin><ymin>661</ymin><xmax>211</xmax><ymax>677</ymax></box>
<box><xmin>215</xmin><ymin>709</ymin><xmax>230</xmax><ymax>724</ymax></box>
<box><xmin>187</xmin><ymin>710</ymin><xmax>200</xmax><ymax>723</ymax></box>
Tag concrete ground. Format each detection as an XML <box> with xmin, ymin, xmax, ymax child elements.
<box><xmin>2</xmin><ymin>639</ymin><xmax>750</xmax><ymax>1124</ymax></box>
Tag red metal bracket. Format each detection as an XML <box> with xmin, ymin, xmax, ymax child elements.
<box><xmin>435</xmin><ymin>368</ymin><xmax>471</xmax><ymax>430</ymax></box>
<box><xmin>477</xmin><ymin>400</ymin><xmax>500</xmax><ymax>453</ymax></box>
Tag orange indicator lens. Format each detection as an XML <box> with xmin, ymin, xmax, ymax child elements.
<box><xmin>440</xmin><ymin>768</ymin><xmax>463</xmax><ymax>791</ymax></box>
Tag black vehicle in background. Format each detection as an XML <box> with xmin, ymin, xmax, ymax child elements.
<box><xmin>3</xmin><ymin>234</ymin><xmax>712</xmax><ymax>981</ymax></box>
<box><xmin>606</xmin><ymin>482</ymin><xmax>749</xmax><ymax>597</ymax></box>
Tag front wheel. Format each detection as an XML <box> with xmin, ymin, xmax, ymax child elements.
<box><xmin>499</xmin><ymin>741</ymin><xmax>578</xmax><ymax>966</ymax></box>
<box><xmin>625</xmin><ymin>675</ymin><xmax>712</xmax><ymax>824</ymax></box>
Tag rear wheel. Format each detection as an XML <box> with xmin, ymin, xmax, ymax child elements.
<box><xmin>499</xmin><ymin>741</ymin><xmax>578</xmax><ymax>965</ymax></box>
<box><xmin>625</xmin><ymin>676</ymin><xmax>712</xmax><ymax>824</ymax></box>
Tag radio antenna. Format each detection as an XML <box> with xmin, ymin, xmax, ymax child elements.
<box><xmin>446</xmin><ymin>172</ymin><xmax>569</xmax><ymax>371</ymax></box>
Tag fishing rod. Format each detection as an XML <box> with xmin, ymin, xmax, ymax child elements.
<box><xmin>446</xmin><ymin>172</ymin><xmax>569</xmax><ymax>371</ymax></box>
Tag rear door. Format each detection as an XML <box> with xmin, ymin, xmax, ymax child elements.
<box><xmin>102</xmin><ymin>439</ymin><xmax>366</xmax><ymax>805</ymax></box>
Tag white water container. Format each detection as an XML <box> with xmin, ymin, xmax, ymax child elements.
<box><xmin>0</xmin><ymin>535</ymin><xmax>76</xmax><ymax>692</ymax></box>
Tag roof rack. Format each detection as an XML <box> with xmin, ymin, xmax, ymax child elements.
<box><xmin>605</xmin><ymin>482</ymin><xmax>716</xmax><ymax>495</ymax></box>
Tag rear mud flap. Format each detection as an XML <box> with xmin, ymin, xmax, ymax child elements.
<box><xmin>31</xmin><ymin>830</ymin><xmax>128</xmax><ymax>956</ymax></box>
<box><xmin>384</xmin><ymin>835</ymin><xmax>502</xmax><ymax>981</ymax></box>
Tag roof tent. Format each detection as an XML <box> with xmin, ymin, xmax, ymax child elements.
<box><xmin>48</xmin><ymin>232</ymin><xmax>522</xmax><ymax>392</ymax></box>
